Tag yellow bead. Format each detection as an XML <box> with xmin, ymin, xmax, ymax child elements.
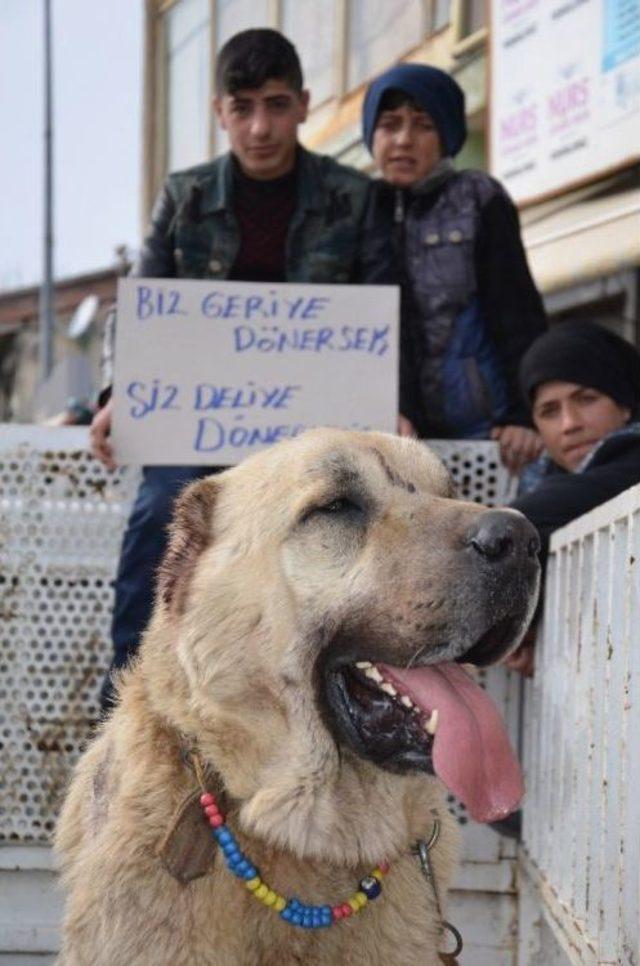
<box><xmin>263</xmin><ymin>890</ymin><xmax>278</xmax><ymax>907</ymax></box>
<box><xmin>348</xmin><ymin>896</ymin><xmax>360</xmax><ymax>913</ymax></box>
<box><xmin>372</xmin><ymin>868</ymin><xmax>383</xmax><ymax>881</ymax></box>
<box><xmin>255</xmin><ymin>884</ymin><xmax>269</xmax><ymax>900</ymax></box>
<box><xmin>355</xmin><ymin>891</ymin><xmax>368</xmax><ymax>909</ymax></box>
<box><xmin>274</xmin><ymin>896</ymin><xmax>286</xmax><ymax>912</ymax></box>
<box><xmin>245</xmin><ymin>877</ymin><xmax>262</xmax><ymax>891</ymax></box>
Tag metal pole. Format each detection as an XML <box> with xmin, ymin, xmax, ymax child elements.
<box><xmin>39</xmin><ymin>0</ymin><xmax>54</xmax><ymax>381</ymax></box>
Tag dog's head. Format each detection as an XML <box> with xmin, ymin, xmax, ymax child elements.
<box><xmin>151</xmin><ymin>429</ymin><xmax>539</xmax><ymax>857</ymax></box>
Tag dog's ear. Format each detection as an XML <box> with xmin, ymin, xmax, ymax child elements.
<box><xmin>157</xmin><ymin>477</ymin><xmax>218</xmax><ymax>618</ymax></box>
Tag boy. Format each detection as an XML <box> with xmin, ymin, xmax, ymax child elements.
<box><xmin>92</xmin><ymin>29</ymin><xmax>373</xmax><ymax>706</ymax></box>
<box><xmin>363</xmin><ymin>63</ymin><xmax>547</xmax><ymax>471</ymax></box>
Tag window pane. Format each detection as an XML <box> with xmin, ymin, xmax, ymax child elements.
<box><xmin>166</xmin><ymin>0</ymin><xmax>211</xmax><ymax>171</ymax></box>
<box><xmin>433</xmin><ymin>0</ymin><xmax>451</xmax><ymax>30</ymax></box>
<box><xmin>465</xmin><ymin>0</ymin><xmax>485</xmax><ymax>35</ymax></box>
<box><xmin>348</xmin><ymin>0</ymin><xmax>425</xmax><ymax>91</ymax></box>
<box><xmin>282</xmin><ymin>0</ymin><xmax>334</xmax><ymax>105</ymax></box>
<box><xmin>216</xmin><ymin>0</ymin><xmax>270</xmax><ymax>49</ymax></box>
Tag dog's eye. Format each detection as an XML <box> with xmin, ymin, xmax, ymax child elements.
<box><xmin>301</xmin><ymin>497</ymin><xmax>363</xmax><ymax>523</ymax></box>
<box><xmin>318</xmin><ymin>498</ymin><xmax>358</xmax><ymax>515</ymax></box>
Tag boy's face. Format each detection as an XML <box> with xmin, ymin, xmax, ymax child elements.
<box><xmin>215</xmin><ymin>79</ymin><xmax>309</xmax><ymax>180</ymax></box>
<box><xmin>532</xmin><ymin>380</ymin><xmax>630</xmax><ymax>471</ymax></box>
<box><xmin>372</xmin><ymin>103</ymin><xmax>442</xmax><ymax>187</ymax></box>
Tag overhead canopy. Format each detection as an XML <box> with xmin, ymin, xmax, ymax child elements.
<box><xmin>521</xmin><ymin>178</ymin><xmax>640</xmax><ymax>294</ymax></box>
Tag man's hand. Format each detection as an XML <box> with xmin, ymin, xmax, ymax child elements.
<box><xmin>89</xmin><ymin>398</ymin><xmax>116</xmax><ymax>470</ymax></box>
<box><xmin>491</xmin><ymin>424</ymin><xmax>543</xmax><ymax>474</ymax></box>
<box><xmin>397</xmin><ymin>413</ymin><xmax>418</xmax><ymax>438</ymax></box>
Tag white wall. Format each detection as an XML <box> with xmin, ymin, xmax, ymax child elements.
<box><xmin>0</xmin><ymin>0</ymin><xmax>143</xmax><ymax>291</ymax></box>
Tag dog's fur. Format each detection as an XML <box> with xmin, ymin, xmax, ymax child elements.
<box><xmin>56</xmin><ymin>430</ymin><xmax>534</xmax><ymax>965</ymax></box>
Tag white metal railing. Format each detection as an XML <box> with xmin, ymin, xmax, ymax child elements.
<box><xmin>521</xmin><ymin>482</ymin><xmax>640</xmax><ymax>965</ymax></box>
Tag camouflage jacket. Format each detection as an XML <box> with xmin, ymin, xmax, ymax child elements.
<box><xmin>101</xmin><ymin>147</ymin><xmax>372</xmax><ymax>389</ymax></box>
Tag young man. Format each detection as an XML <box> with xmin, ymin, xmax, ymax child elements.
<box><xmin>92</xmin><ymin>29</ymin><xmax>374</xmax><ymax>708</ymax></box>
<box><xmin>505</xmin><ymin>321</ymin><xmax>640</xmax><ymax>676</ymax></box>
<box><xmin>362</xmin><ymin>63</ymin><xmax>547</xmax><ymax>471</ymax></box>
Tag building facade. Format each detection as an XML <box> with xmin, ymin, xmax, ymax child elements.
<box><xmin>142</xmin><ymin>0</ymin><xmax>640</xmax><ymax>343</ymax></box>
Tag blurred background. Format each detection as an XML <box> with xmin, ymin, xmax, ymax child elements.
<box><xmin>0</xmin><ymin>0</ymin><xmax>638</xmax><ymax>421</ymax></box>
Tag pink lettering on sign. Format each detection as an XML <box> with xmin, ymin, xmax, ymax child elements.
<box><xmin>547</xmin><ymin>78</ymin><xmax>590</xmax><ymax>134</ymax></box>
<box><xmin>500</xmin><ymin>103</ymin><xmax>538</xmax><ymax>154</ymax></box>
<box><xmin>548</xmin><ymin>79</ymin><xmax>590</xmax><ymax>118</ymax></box>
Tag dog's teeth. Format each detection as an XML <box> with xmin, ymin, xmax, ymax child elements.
<box><xmin>355</xmin><ymin>661</ymin><xmax>373</xmax><ymax>669</ymax></box>
<box><xmin>364</xmin><ymin>666</ymin><xmax>383</xmax><ymax>683</ymax></box>
<box><xmin>400</xmin><ymin>695</ymin><xmax>413</xmax><ymax>709</ymax></box>
<box><xmin>424</xmin><ymin>709</ymin><xmax>439</xmax><ymax>735</ymax></box>
<box><xmin>380</xmin><ymin>682</ymin><xmax>397</xmax><ymax>697</ymax></box>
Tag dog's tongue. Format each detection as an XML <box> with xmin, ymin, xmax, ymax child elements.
<box><xmin>379</xmin><ymin>662</ymin><xmax>523</xmax><ymax>822</ymax></box>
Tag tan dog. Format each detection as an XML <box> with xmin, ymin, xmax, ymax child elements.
<box><xmin>56</xmin><ymin>429</ymin><xmax>539</xmax><ymax>965</ymax></box>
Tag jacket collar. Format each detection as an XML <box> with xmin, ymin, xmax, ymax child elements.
<box><xmin>199</xmin><ymin>154</ymin><xmax>234</xmax><ymax>215</ymax></box>
<box><xmin>408</xmin><ymin>158</ymin><xmax>456</xmax><ymax>198</ymax></box>
<box><xmin>197</xmin><ymin>146</ymin><xmax>322</xmax><ymax>216</ymax></box>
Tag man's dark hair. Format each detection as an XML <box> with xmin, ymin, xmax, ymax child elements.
<box><xmin>377</xmin><ymin>89</ymin><xmax>424</xmax><ymax>115</ymax></box>
<box><xmin>216</xmin><ymin>29</ymin><xmax>304</xmax><ymax>95</ymax></box>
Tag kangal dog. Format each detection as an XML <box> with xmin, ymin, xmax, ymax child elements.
<box><xmin>56</xmin><ymin>429</ymin><xmax>539</xmax><ymax>965</ymax></box>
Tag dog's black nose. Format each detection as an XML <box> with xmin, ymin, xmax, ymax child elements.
<box><xmin>466</xmin><ymin>510</ymin><xmax>540</xmax><ymax>563</ymax></box>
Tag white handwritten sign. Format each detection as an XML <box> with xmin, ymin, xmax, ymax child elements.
<box><xmin>112</xmin><ymin>278</ymin><xmax>400</xmax><ymax>465</ymax></box>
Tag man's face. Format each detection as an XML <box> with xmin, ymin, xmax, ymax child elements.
<box><xmin>372</xmin><ymin>104</ymin><xmax>442</xmax><ymax>187</ymax></box>
<box><xmin>532</xmin><ymin>381</ymin><xmax>630</xmax><ymax>471</ymax></box>
<box><xmin>214</xmin><ymin>79</ymin><xmax>309</xmax><ymax>180</ymax></box>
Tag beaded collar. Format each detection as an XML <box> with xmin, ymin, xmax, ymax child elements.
<box><xmin>187</xmin><ymin>749</ymin><xmax>463</xmax><ymax>959</ymax></box>
<box><xmin>200</xmin><ymin>789</ymin><xmax>389</xmax><ymax>929</ymax></box>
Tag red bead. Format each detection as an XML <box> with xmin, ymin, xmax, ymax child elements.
<box><xmin>200</xmin><ymin>793</ymin><xmax>215</xmax><ymax>807</ymax></box>
<box><xmin>208</xmin><ymin>814</ymin><xmax>224</xmax><ymax>828</ymax></box>
<box><xmin>204</xmin><ymin>804</ymin><xmax>219</xmax><ymax>817</ymax></box>
<box><xmin>332</xmin><ymin>905</ymin><xmax>343</xmax><ymax>921</ymax></box>
<box><xmin>378</xmin><ymin>860</ymin><xmax>390</xmax><ymax>874</ymax></box>
<box><xmin>341</xmin><ymin>903</ymin><xmax>352</xmax><ymax>917</ymax></box>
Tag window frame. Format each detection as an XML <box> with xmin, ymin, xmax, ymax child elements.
<box><xmin>145</xmin><ymin>0</ymin><xmax>455</xmax><ymax>213</ymax></box>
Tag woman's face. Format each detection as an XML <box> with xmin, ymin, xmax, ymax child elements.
<box><xmin>372</xmin><ymin>104</ymin><xmax>442</xmax><ymax>188</ymax></box>
<box><xmin>532</xmin><ymin>381</ymin><xmax>631</xmax><ymax>471</ymax></box>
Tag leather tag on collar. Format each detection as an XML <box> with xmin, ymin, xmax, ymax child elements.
<box><xmin>157</xmin><ymin>789</ymin><xmax>217</xmax><ymax>883</ymax></box>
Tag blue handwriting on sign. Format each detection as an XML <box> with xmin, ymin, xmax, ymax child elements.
<box><xmin>194</xmin><ymin>383</ymin><xmax>301</xmax><ymax>410</ymax></box>
<box><xmin>126</xmin><ymin>380</ymin><xmax>181</xmax><ymax>418</ymax></box>
<box><xmin>201</xmin><ymin>291</ymin><xmax>330</xmax><ymax>321</ymax></box>
<box><xmin>193</xmin><ymin>417</ymin><xmax>307</xmax><ymax>452</ymax></box>
<box><xmin>136</xmin><ymin>286</ymin><xmax>188</xmax><ymax>320</ymax></box>
<box><xmin>233</xmin><ymin>324</ymin><xmax>389</xmax><ymax>355</ymax></box>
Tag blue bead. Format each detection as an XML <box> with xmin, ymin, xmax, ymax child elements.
<box><xmin>289</xmin><ymin>898</ymin><xmax>301</xmax><ymax>910</ymax></box>
<box><xmin>360</xmin><ymin>875</ymin><xmax>382</xmax><ymax>899</ymax></box>
<box><xmin>217</xmin><ymin>829</ymin><xmax>233</xmax><ymax>846</ymax></box>
<box><xmin>291</xmin><ymin>912</ymin><xmax>303</xmax><ymax>926</ymax></box>
<box><xmin>280</xmin><ymin>907</ymin><xmax>292</xmax><ymax>922</ymax></box>
<box><xmin>240</xmin><ymin>863</ymin><xmax>257</xmax><ymax>880</ymax></box>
